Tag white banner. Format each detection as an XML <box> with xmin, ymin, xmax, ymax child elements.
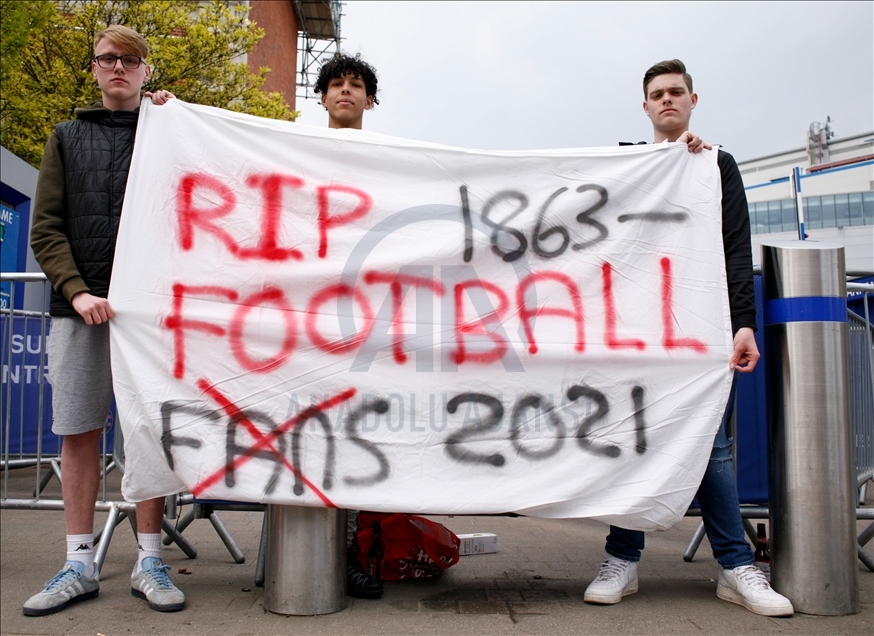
<box><xmin>109</xmin><ymin>99</ymin><xmax>732</xmax><ymax>531</ymax></box>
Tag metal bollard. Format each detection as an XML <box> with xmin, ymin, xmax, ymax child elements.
<box><xmin>763</xmin><ymin>240</ymin><xmax>860</xmax><ymax>615</ymax></box>
<box><xmin>263</xmin><ymin>505</ymin><xmax>347</xmax><ymax>615</ymax></box>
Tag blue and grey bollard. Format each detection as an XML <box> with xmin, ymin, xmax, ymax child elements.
<box><xmin>763</xmin><ymin>240</ymin><xmax>859</xmax><ymax>615</ymax></box>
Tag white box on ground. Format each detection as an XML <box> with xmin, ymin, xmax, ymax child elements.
<box><xmin>458</xmin><ymin>533</ymin><xmax>497</xmax><ymax>555</ymax></box>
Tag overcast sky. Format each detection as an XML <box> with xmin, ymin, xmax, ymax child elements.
<box><xmin>293</xmin><ymin>1</ymin><xmax>872</xmax><ymax>162</ymax></box>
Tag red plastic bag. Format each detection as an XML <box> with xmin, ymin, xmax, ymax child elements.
<box><xmin>355</xmin><ymin>512</ymin><xmax>460</xmax><ymax>580</ymax></box>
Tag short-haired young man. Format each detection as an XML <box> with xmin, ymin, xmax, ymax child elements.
<box><xmin>313</xmin><ymin>52</ymin><xmax>384</xmax><ymax>600</ymax></box>
<box><xmin>24</xmin><ymin>25</ymin><xmax>183</xmax><ymax>616</ymax></box>
<box><xmin>582</xmin><ymin>59</ymin><xmax>794</xmax><ymax>617</ymax></box>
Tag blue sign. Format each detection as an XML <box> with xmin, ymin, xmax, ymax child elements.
<box><xmin>1</xmin><ymin>203</ymin><xmax>23</xmax><ymax>310</ymax></box>
<box><xmin>2</xmin><ymin>314</ymin><xmax>116</xmax><ymax>456</ymax></box>
<box><xmin>1</xmin><ymin>314</ymin><xmax>57</xmax><ymax>455</ymax></box>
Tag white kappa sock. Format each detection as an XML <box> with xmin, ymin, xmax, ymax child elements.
<box><xmin>134</xmin><ymin>532</ymin><xmax>163</xmax><ymax>573</ymax></box>
<box><xmin>66</xmin><ymin>533</ymin><xmax>96</xmax><ymax>577</ymax></box>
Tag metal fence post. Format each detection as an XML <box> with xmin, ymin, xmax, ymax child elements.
<box><xmin>763</xmin><ymin>240</ymin><xmax>860</xmax><ymax>615</ymax></box>
<box><xmin>263</xmin><ymin>504</ymin><xmax>346</xmax><ymax>615</ymax></box>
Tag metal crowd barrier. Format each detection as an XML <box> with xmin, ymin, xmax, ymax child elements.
<box><xmin>677</xmin><ymin>278</ymin><xmax>874</xmax><ymax>570</ymax></box>
<box><xmin>3</xmin><ymin>275</ymin><xmax>53</xmax><ymax>476</ymax></box>
<box><xmin>1</xmin><ymin>272</ymin><xmax>196</xmax><ymax>570</ymax></box>
<box><xmin>847</xmin><ymin>284</ymin><xmax>874</xmax><ymax>573</ymax></box>
<box><xmin>2</xmin><ymin>273</ymin><xmax>130</xmax><ymax>570</ymax></box>
<box><xmin>4</xmin><ymin>270</ymin><xmax>874</xmax><ymax>604</ymax></box>
<box><xmin>847</xmin><ymin>284</ymin><xmax>874</xmax><ymax>491</ymax></box>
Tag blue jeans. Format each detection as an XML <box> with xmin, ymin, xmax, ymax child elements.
<box><xmin>605</xmin><ymin>378</ymin><xmax>754</xmax><ymax>569</ymax></box>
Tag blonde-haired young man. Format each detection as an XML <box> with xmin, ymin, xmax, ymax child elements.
<box><xmin>25</xmin><ymin>25</ymin><xmax>181</xmax><ymax>616</ymax></box>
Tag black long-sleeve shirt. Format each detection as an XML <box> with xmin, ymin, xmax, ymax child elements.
<box><xmin>716</xmin><ymin>149</ymin><xmax>757</xmax><ymax>333</ymax></box>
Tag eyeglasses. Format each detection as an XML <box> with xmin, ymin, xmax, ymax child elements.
<box><xmin>93</xmin><ymin>54</ymin><xmax>145</xmax><ymax>70</ymax></box>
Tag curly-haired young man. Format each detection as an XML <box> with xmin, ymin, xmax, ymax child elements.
<box><xmin>314</xmin><ymin>53</ymin><xmax>379</xmax><ymax>130</ymax></box>
<box><xmin>312</xmin><ymin>52</ymin><xmax>384</xmax><ymax>600</ymax></box>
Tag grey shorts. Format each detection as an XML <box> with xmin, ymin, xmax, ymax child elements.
<box><xmin>48</xmin><ymin>317</ymin><xmax>113</xmax><ymax>436</ymax></box>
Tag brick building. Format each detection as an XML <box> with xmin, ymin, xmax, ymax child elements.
<box><xmin>245</xmin><ymin>0</ymin><xmax>341</xmax><ymax>109</ymax></box>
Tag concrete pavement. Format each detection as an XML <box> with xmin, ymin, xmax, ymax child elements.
<box><xmin>2</xmin><ymin>465</ymin><xmax>871</xmax><ymax>635</ymax></box>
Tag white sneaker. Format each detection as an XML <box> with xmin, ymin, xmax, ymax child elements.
<box><xmin>584</xmin><ymin>554</ymin><xmax>638</xmax><ymax>604</ymax></box>
<box><xmin>717</xmin><ymin>565</ymin><xmax>794</xmax><ymax>616</ymax></box>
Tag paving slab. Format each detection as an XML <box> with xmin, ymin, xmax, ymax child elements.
<box><xmin>1</xmin><ymin>466</ymin><xmax>871</xmax><ymax>635</ymax></box>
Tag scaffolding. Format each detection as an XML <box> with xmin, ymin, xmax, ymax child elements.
<box><xmin>294</xmin><ymin>0</ymin><xmax>342</xmax><ymax>100</ymax></box>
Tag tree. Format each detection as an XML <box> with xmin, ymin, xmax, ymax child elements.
<box><xmin>1</xmin><ymin>0</ymin><xmax>299</xmax><ymax>167</ymax></box>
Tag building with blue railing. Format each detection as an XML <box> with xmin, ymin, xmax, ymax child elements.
<box><xmin>738</xmin><ymin>130</ymin><xmax>873</xmax><ymax>271</ymax></box>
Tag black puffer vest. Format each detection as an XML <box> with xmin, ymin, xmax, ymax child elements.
<box><xmin>50</xmin><ymin>107</ymin><xmax>138</xmax><ymax>316</ymax></box>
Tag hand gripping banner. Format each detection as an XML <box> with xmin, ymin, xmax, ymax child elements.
<box><xmin>109</xmin><ymin>99</ymin><xmax>732</xmax><ymax>531</ymax></box>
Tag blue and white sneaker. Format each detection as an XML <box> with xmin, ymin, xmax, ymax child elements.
<box><xmin>130</xmin><ymin>556</ymin><xmax>185</xmax><ymax>612</ymax></box>
<box><xmin>23</xmin><ymin>561</ymin><xmax>99</xmax><ymax>616</ymax></box>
